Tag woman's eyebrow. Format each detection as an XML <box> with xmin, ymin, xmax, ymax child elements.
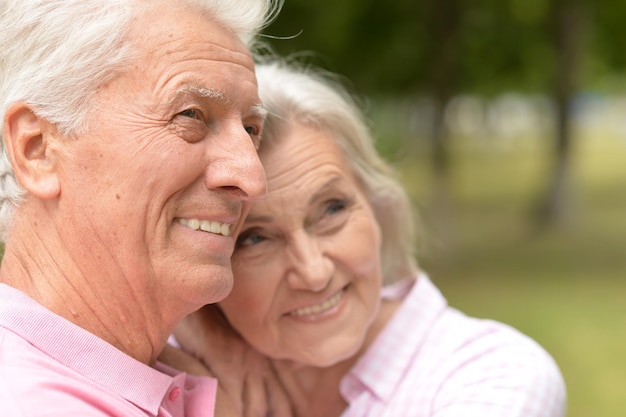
<box><xmin>308</xmin><ymin>176</ymin><xmax>343</xmax><ymax>205</ymax></box>
<box><xmin>244</xmin><ymin>178</ymin><xmax>345</xmax><ymax>224</ymax></box>
<box><xmin>243</xmin><ymin>214</ymin><xmax>273</xmax><ymax>224</ymax></box>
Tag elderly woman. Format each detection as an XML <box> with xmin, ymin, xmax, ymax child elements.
<box><xmin>173</xmin><ymin>59</ymin><xmax>567</xmax><ymax>417</ymax></box>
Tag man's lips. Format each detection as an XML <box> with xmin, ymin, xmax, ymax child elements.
<box><xmin>175</xmin><ymin>218</ymin><xmax>232</xmax><ymax>236</ymax></box>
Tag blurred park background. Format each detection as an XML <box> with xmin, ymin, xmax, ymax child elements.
<box><xmin>263</xmin><ymin>0</ymin><xmax>626</xmax><ymax>415</ymax></box>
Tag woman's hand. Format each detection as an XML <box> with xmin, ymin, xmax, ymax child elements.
<box><xmin>173</xmin><ymin>304</ymin><xmax>293</xmax><ymax>417</ymax></box>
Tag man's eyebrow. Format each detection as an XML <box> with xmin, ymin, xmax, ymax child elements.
<box><xmin>171</xmin><ymin>84</ymin><xmax>267</xmax><ymax>119</ymax></box>
<box><xmin>174</xmin><ymin>84</ymin><xmax>227</xmax><ymax>104</ymax></box>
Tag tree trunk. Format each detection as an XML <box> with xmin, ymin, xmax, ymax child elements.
<box><xmin>425</xmin><ymin>0</ymin><xmax>462</xmax><ymax>247</ymax></box>
<box><xmin>533</xmin><ymin>0</ymin><xmax>586</xmax><ymax>229</ymax></box>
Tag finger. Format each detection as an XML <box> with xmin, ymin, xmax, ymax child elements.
<box><xmin>215</xmin><ymin>385</ymin><xmax>244</xmax><ymax>417</ymax></box>
<box><xmin>214</xmin><ymin>371</ymin><xmax>247</xmax><ymax>410</ymax></box>
<box><xmin>265</xmin><ymin>371</ymin><xmax>294</xmax><ymax>417</ymax></box>
<box><xmin>243</xmin><ymin>373</ymin><xmax>269</xmax><ymax>417</ymax></box>
<box><xmin>174</xmin><ymin>305</ymin><xmax>239</xmax><ymax>363</ymax></box>
<box><xmin>158</xmin><ymin>344</ymin><xmax>214</xmax><ymax>377</ymax></box>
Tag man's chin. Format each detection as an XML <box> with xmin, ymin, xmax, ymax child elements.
<box><xmin>201</xmin><ymin>267</ymin><xmax>234</xmax><ymax>304</ymax></box>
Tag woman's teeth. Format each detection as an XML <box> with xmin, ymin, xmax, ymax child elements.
<box><xmin>290</xmin><ymin>290</ymin><xmax>344</xmax><ymax>317</ymax></box>
<box><xmin>177</xmin><ymin>218</ymin><xmax>231</xmax><ymax>236</ymax></box>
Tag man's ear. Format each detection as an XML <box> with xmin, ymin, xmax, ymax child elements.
<box><xmin>3</xmin><ymin>102</ymin><xmax>60</xmax><ymax>199</ymax></box>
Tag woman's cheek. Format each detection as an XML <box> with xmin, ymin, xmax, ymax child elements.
<box><xmin>343</xmin><ymin>217</ymin><xmax>382</xmax><ymax>275</ymax></box>
<box><xmin>224</xmin><ymin>262</ymin><xmax>279</xmax><ymax>327</ymax></box>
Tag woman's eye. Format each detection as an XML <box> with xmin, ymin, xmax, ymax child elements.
<box><xmin>236</xmin><ymin>230</ymin><xmax>266</xmax><ymax>247</ymax></box>
<box><xmin>314</xmin><ymin>198</ymin><xmax>351</xmax><ymax>232</ymax></box>
<box><xmin>325</xmin><ymin>199</ymin><xmax>348</xmax><ymax>215</ymax></box>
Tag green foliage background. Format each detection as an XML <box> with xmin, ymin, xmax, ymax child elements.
<box><xmin>264</xmin><ymin>0</ymin><xmax>626</xmax><ymax>96</ymax></box>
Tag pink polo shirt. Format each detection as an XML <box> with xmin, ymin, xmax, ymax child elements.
<box><xmin>340</xmin><ymin>275</ymin><xmax>567</xmax><ymax>417</ymax></box>
<box><xmin>0</xmin><ymin>283</ymin><xmax>217</xmax><ymax>417</ymax></box>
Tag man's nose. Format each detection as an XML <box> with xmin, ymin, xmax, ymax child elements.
<box><xmin>203</xmin><ymin>122</ymin><xmax>267</xmax><ymax>201</ymax></box>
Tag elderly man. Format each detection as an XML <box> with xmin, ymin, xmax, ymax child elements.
<box><xmin>0</xmin><ymin>0</ymin><xmax>281</xmax><ymax>415</ymax></box>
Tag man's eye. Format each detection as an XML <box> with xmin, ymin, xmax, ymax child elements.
<box><xmin>244</xmin><ymin>125</ymin><xmax>262</xmax><ymax>149</ymax></box>
<box><xmin>179</xmin><ymin>109</ymin><xmax>201</xmax><ymax>119</ymax></box>
<box><xmin>244</xmin><ymin>125</ymin><xmax>259</xmax><ymax>136</ymax></box>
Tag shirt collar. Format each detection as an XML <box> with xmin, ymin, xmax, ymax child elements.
<box><xmin>341</xmin><ymin>274</ymin><xmax>448</xmax><ymax>403</ymax></box>
<box><xmin>0</xmin><ymin>284</ymin><xmax>174</xmax><ymax>415</ymax></box>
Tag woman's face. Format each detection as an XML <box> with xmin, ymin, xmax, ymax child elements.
<box><xmin>219</xmin><ymin>123</ymin><xmax>383</xmax><ymax>367</ymax></box>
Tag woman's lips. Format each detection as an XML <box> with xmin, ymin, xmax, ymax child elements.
<box><xmin>288</xmin><ymin>288</ymin><xmax>346</xmax><ymax>318</ymax></box>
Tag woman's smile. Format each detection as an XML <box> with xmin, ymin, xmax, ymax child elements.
<box><xmin>287</xmin><ymin>286</ymin><xmax>348</xmax><ymax>320</ymax></box>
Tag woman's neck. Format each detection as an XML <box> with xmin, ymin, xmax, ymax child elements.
<box><xmin>273</xmin><ymin>298</ymin><xmax>403</xmax><ymax>417</ymax></box>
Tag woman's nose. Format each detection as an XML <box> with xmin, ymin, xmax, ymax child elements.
<box><xmin>286</xmin><ymin>232</ymin><xmax>334</xmax><ymax>292</ymax></box>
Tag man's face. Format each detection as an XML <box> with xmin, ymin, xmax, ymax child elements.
<box><xmin>52</xmin><ymin>3</ymin><xmax>266</xmax><ymax>316</ymax></box>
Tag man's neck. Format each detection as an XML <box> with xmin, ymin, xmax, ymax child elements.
<box><xmin>0</xmin><ymin>234</ymin><xmax>165</xmax><ymax>365</ymax></box>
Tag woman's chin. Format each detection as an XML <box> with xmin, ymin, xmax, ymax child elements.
<box><xmin>295</xmin><ymin>344</ymin><xmax>362</xmax><ymax>369</ymax></box>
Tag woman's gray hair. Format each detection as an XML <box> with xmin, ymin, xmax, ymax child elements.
<box><xmin>0</xmin><ymin>0</ymin><xmax>281</xmax><ymax>242</ymax></box>
<box><xmin>255</xmin><ymin>58</ymin><xmax>419</xmax><ymax>283</ymax></box>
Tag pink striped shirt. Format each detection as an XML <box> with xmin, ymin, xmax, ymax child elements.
<box><xmin>0</xmin><ymin>283</ymin><xmax>217</xmax><ymax>417</ymax></box>
<box><xmin>340</xmin><ymin>275</ymin><xmax>567</xmax><ymax>417</ymax></box>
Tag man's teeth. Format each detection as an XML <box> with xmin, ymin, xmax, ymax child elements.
<box><xmin>178</xmin><ymin>218</ymin><xmax>231</xmax><ymax>236</ymax></box>
<box><xmin>290</xmin><ymin>290</ymin><xmax>344</xmax><ymax>317</ymax></box>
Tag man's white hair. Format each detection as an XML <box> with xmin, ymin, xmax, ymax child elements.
<box><xmin>0</xmin><ymin>0</ymin><xmax>281</xmax><ymax>241</ymax></box>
